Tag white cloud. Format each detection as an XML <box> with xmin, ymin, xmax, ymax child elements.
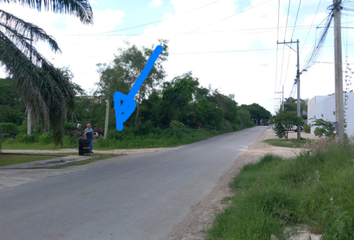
<box><xmin>149</xmin><ymin>0</ymin><xmax>162</xmax><ymax>9</ymax></box>
<box><xmin>89</xmin><ymin>0</ymin><xmax>99</xmax><ymax>6</ymax></box>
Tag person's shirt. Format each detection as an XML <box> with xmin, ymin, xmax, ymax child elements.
<box><xmin>84</xmin><ymin>128</ymin><xmax>93</xmax><ymax>140</ymax></box>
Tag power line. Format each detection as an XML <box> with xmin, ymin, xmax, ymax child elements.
<box><xmin>275</xmin><ymin>0</ymin><xmax>281</xmax><ymax>113</ymax></box>
<box><xmin>64</xmin><ymin>0</ymin><xmax>225</xmax><ymax>36</ymax></box>
<box><xmin>171</xmin><ymin>0</ymin><xmax>272</xmax><ymax>39</ymax></box>
<box><xmin>278</xmin><ymin>0</ymin><xmax>292</xmax><ymax>95</ymax></box>
<box><xmin>291</xmin><ymin>0</ymin><xmax>302</xmax><ymax>39</ymax></box>
<box><xmin>300</xmin><ymin>0</ymin><xmax>322</xmax><ymax>56</ymax></box>
<box><xmin>283</xmin><ymin>0</ymin><xmax>302</xmax><ymax>93</ymax></box>
<box><xmin>59</xmin><ymin>24</ymin><xmax>315</xmax><ymax>38</ymax></box>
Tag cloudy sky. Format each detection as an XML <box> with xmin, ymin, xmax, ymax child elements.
<box><xmin>1</xmin><ymin>0</ymin><xmax>354</xmax><ymax>114</ymax></box>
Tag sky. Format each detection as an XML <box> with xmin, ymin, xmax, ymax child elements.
<box><xmin>1</xmin><ymin>0</ymin><xmax>354</xmax><ymax>114</ymax></box>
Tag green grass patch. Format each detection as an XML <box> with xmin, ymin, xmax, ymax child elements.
<box><xmin>0</xmin><ymin>154</ymin><xmax>58</xmax><ymax>167</ymax></box>
<box><xmin>50</xmin><ymin>154</ymin><xmax>120</xmax><ymax>169</ymax></box>
<box><xmin>207</xmin><ymin>140</ymin><xmax>354</xmax><ymax>240</ymax></box>
<box><xmin>264</xmin><ymin>138</ymin><xmax>312</xmax><ymax>148</ymax></box>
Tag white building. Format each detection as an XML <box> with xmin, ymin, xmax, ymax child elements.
<box><xmin>307</xmin><ymin>92</ymin><xmax>354</xmax><ymax>137</ymax></box>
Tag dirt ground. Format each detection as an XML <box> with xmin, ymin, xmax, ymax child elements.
<box><xmin>1</xmin><ymin>147</ymin><xmax>172</xmax><ymax>155</ymax></box>
<box><xmin>167</xmin><ymin>127</ymin><xmax>321</xmax><ymax>240</ymax></box>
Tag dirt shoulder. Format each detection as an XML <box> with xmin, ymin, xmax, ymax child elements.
<box><xmin>167</xmin><ymin>127</ymin><xmax>320</xmax><ymax>240</ymax></box>
<box><xmin>1</xmin><ymin>148</ymin><xmax>173</xmax><ymax>155</ymax></box>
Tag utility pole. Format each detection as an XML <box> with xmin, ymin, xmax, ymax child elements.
<box><xmin>282</xmin><ymin>85</ymin><xmax>284</xmax><ymax>111</ymax></box>
<box><xmin>277</xmin><ymin>40</ymin><xmax>301</xmax><ymax>140</ymax></box>
<box><xmin>104</xmin><ymin>96</ymin><xmax>110</xmax><ymax>139</ymax></box>
<box><xmin>274</xmin><ymin>85</ymin><xmax>284</xmax><ymax>111</ymax></box>
<box><xmin>296</xmin><ymin>39</ymin><xmax>301</xmax><ymax>140</ymax></box>
<box><xmin>333</xmin><ymin>0</ymin><xmax>344</xmax><ymax>137</ymax></box>
<box><xmin>27</xmin><ymin>32</ymin><xmax>33</xmax><ymax>136</ymax></box>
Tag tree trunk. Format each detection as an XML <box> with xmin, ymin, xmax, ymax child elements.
<box><xmin>27</xmin><ymin>105</ymin><xmax>31</xmax><ymax>136</ymax></box>
<box><xmin>104</xmin><ymin>97</ymin><xmax>110</xmax><ymax>139</ymax></box>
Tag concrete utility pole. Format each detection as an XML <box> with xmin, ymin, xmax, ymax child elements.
<box><xmin>277</xmin><ymin>40</ymin><xmax>301</xmax><ymax>140</ymax></box>
<box><xmin>282</xmin><ymin>85</ymin><xmax>285</xmax><ymax>111</ymax></box>
<box><xmin>296</xmin><ymin>39</ymin><xmax>301</xmax><ymax>140</ymax></box>
<box><xmin>274</xmin><ymin>85</ymin><xmax>284</xmax><ymax>111</ymax></box>
<box><xmin>104</xmin><ymin>97</ymin><xmax>110</xmax><ymax>139</ymax></box>
<box><xmin>333</xmin><ymin>0</ymin><xmax>344</xmax><ymax>137</ymax></box>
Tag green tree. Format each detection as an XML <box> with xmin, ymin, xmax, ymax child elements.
<box><xmin>0</xmin><ymin>0</ymin><xmax>93</xmax><ymax>145</ymax></box>
<box><xmin>312</xmin><ymin>119</ymin><xmax>335</xmax><ymax>139</ymax></box>
<box><xmin>161</xmin><ymin>72</ymin><xmax>199</xmax><ymax>127</ymax></box>
<box><xmin>240</xmin><ymin>103</ymin><xmax>271</xmax><ymax>125</ymax></box>
<box><xmin>284</xmin><ymin>97</ymin><xmax>308</xmax><ymax>114</ymax></box>
<box><xmin>271</xmin><ymin>111</ymin><xmax>304</xmax><ymax>139</ymax></box>
<box><xmin>113</xmin><ymin>40</ymin><xmax>169</xmax><ymax>126</ymax></box>
<box><xmin>0</xmin><ymin>78</ymin><xmax>25</xmax><ymax>125</ymax></box>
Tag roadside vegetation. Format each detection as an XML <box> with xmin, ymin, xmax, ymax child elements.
<box><xmin>264</xmin><ymin>138</ymin><xmax>312</xmax><ymax>148</ymax></box>
<box><xmin>207</xmin><ymin>139</ymin><xmax>354</xmax><ymax>240</ymax></box>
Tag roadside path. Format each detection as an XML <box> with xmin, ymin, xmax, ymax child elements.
<box><xmin>0</xmin><ymin>127</ymin><xmax>267</xmax><ymax>240</ymax></box>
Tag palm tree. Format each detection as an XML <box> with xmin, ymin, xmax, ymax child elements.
<box><xmin>0</xmin><ymin>0</ymin><xmax>93</xmax><ymax>145</ymax></box>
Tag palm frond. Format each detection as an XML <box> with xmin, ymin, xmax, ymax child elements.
<box><xmin>0</xmin><ymin>10</ymin><xmax>60</xmax><ymax>53</ymax></box>
<box><xmin>0</xmin><ymin>31</ymin><xmax>75</xmax><ymax>145</ymax></box>
<box><xmin>2</xmin><ymin>0</ymin><xmax>93</xmax><ymax>24</ymax></box>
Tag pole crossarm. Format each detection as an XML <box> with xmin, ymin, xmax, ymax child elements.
<box><xmin>277</xmin><ymin>40</ymin><xmax>298</xmax><ymax>52</ymax></box>
<box><xmin>276</xmin><ymin>39</ymin><xmax>301</xmax><ymax>139</ymax></box>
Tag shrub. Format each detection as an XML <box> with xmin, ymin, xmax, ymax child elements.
<box><xmin>39</xmin><ymin>133</ymin><xmax>53</xmax><ymax>144</ymax></box>
<box><xmin>64</xmin><ymin>122</ymin><xmax>77</xmax><ymax>131</ymax></box>
<box><xmin>312</xmin><ymin>119</ymin><xmax>335</xmax><ymax>139</ymax></box>
<box><xmin>304</xmin><ymin>124</ymin><xmax>311</xmax><ymax>133</ymax></box>
<box><xmin>0</xmin><ymin>122</ymin><xmax>19</xmax><ymax>137</ymax></box>
<box><xmin>169</xmin><ymin>120</ymin><xmax>185</xmax><ymax>135</ymax></box>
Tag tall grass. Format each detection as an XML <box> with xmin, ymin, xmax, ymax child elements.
<box><xmin>207</xmin><ymin>139</ymin><xmax>354</xmax><ymax>240</ymax></box>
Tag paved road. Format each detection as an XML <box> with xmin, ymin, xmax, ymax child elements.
<box><xmin>0</xmin><ymin>126</ymin><xmax>267</xmax><ymax>240</ymax></box>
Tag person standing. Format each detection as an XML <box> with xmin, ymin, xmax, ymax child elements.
<box><xmin>84</xmin><ymin>123</ymin><xmax>95</xmax><ymax>153</ymax></box>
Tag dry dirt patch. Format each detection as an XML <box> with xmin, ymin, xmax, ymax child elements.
<box><xmin>168</xmin><ymin>128</ymin><xmax>320</xmax><ymax>240</ymax></box>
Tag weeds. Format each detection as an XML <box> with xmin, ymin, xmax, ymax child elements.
<box><xmin>207</xmin><ymin>140</ymin><xmax>354</xmax><ymax>240</ymax></box>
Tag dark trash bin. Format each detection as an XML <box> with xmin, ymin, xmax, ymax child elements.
<box><xmin>78</xmin><ymin>138</ymin><xmax>91</xmax><ymax>156</ymax></box>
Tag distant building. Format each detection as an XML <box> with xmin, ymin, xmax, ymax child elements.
<box><xmin>307</xmin><ymin>92</ymin><xmax>354</xmax><ymax>137</ymax></box>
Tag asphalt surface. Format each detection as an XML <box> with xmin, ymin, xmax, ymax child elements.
<box><xmin>0</xmin><ymin>126</ymin><xmax>267</xmax><ymax>240</ymax></box>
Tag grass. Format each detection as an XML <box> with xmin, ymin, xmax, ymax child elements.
<box><xmin>50</xmin><ymin>153</ymin><xmax>120</xmax><ymax>169</ymax></box>
<box><xmin>0</xmin><ymin>154</ymin><xmax>58</xmax><ymax>167</ymax></box>
<box><xmin>206</xmin><ymin>139</ymin><xmax>354</xmax><ymax>240</ymax></box>
<box><xmin>264</xmin><ymin>138</ymin><xmax>313</xmax><ymax>148</ymax></box>
<box><xmin>1</xmin><ymin>127</ymin><xmax>249</xmax><ymax>150</ymax></box>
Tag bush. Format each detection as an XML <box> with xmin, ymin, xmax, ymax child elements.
<box><xmin>39</xmin><ymin>133</ymin><xmax>53</xmax><ymax>144</ymax></box>
<box><xmin>0</xmin><ymin>122</ymin><xmax>19</xmax><ymax>137</ymax></box>
<box><xmin>64</xmin><ymin>122</ymin><xmax>77</xmax><ymax>131</ymax></box>
<box><xmin>304</xmin><ymin>124</ymin><xmax>311</xmax><ymax>133</ymax></box>
<box><xmin>16</xmin><ymin>132</ymin><xmax>39</xmax><ymax>143</ymax></box>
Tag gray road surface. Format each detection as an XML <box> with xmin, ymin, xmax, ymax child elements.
<box><xmin>0</xmin><ymin>126</ymin><xmax>267</xmax><ymax>240</ymax></box>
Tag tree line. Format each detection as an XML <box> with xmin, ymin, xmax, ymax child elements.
<box><xmin>0</xmin><ymin>41</ymin><xmax>272</xmax><ymax>144</ymax></box>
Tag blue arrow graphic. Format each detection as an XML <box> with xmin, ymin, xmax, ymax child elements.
<box><xmin>113</xmin><ymin>45</ymin><xmax>163</xmax><ymax>131</ymax></box>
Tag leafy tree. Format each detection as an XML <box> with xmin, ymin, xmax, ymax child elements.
<box><xmin>312</xmin><ymin>119</ymin><xmax>335</xmax><ymax>139</ymax></box>
<box><xmin>206</xmin><ymin>89</ymin><xmax>238</xmax><ymax>124</ymax></box>
<box><xmin>0</xmin><ymin>0</ymin><xmax>93</xmax><ymax>145</ymax></box>
<box><xmin>284</xmin><ymin>97</ymin><xmax>308</xmax><ymax>113</ymax></box>
<box><xmin>112</xmin><ymin>40</ymin><xmax>169</xmax><ymax>126</ymax></box>
<box><xmin>240</xmin><ymin>103</ymin><xmax>271</xmax><ymax>125</ymax></box>
<box><xmin>236</xmin><ymin>108</ymin><xmax>254</xmax><ymax>129</ymax></box>
<box><xmin>161</xmin><ymin>72</ymin><xmax>199</xmax><ymax>127</ymax></box>
<box><xmin>0</xmin><ymin>78</ymin><xmax>25</xmax><ymax>124</ymax></box>
<box><xmin>271</xmin><ymin>111</ymin><xmax>304</xmax><ymax>139</ymax></box>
